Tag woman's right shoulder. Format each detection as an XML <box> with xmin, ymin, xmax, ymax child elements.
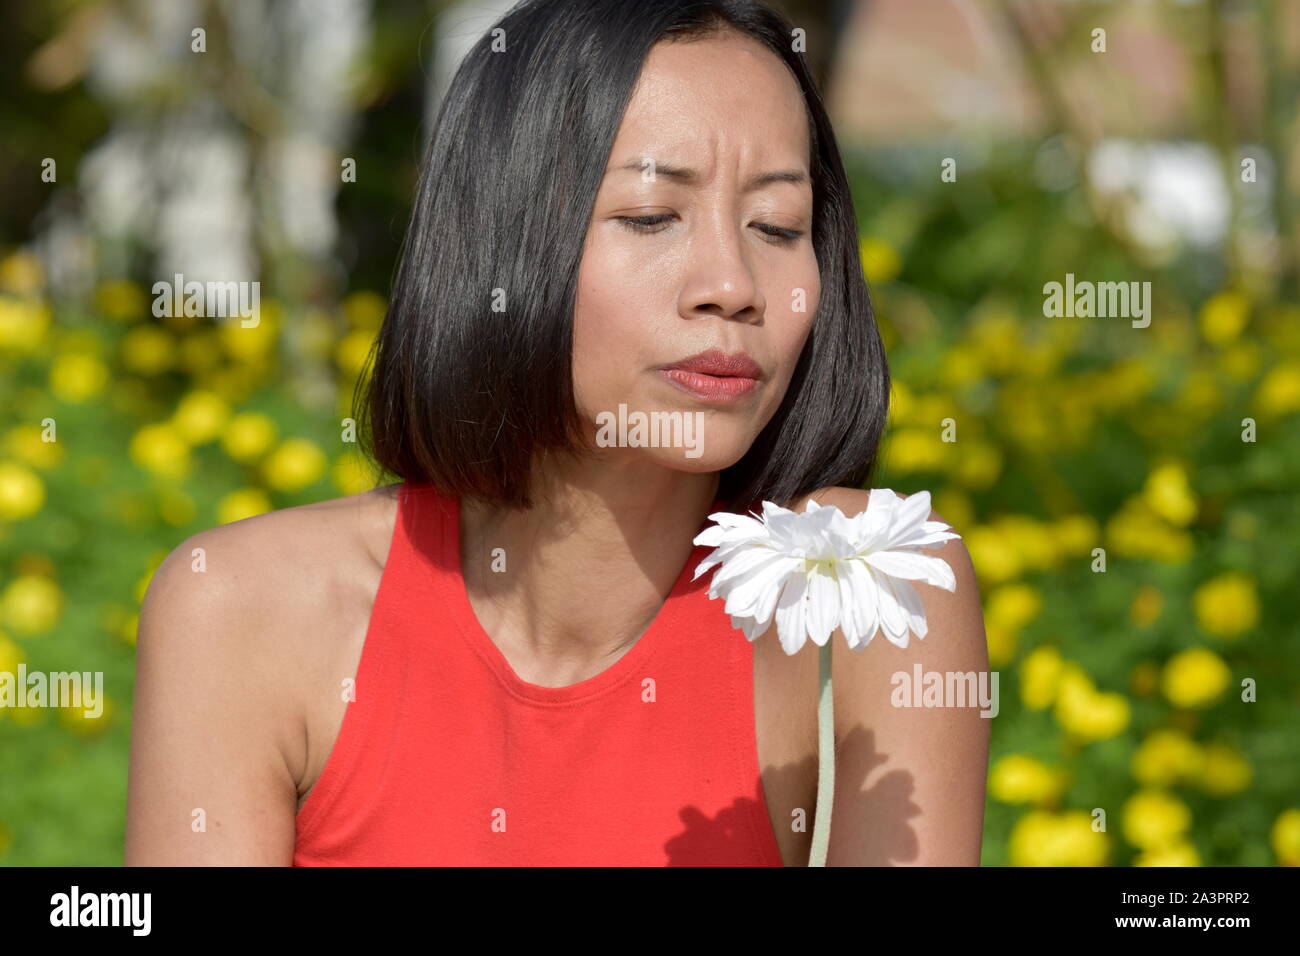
<box><xmin>139</xmin><ymin>483</ymin><xmax>404</xmax><ymax>659</ymax></box>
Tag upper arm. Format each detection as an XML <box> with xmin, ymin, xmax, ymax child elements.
<box><xmin>803</xmin><ymin>487</ymin><xmax>990</xmax><ymax>866</ymax></box>
<box><xmin>125</xmin><ymin>526</ymin><xmax>301</xmax><ymax>865</ymax></box>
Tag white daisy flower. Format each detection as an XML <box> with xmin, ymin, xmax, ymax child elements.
<box><xmin>692</xmin><ymin>488</ymin><xmax>961</xmax><ymax>655</ymax></box>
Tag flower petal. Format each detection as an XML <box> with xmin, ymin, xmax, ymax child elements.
<box><xmin>773</xmin><ymin>570</ymin><xmax>809</xmax><ymax>655</ymax></box>
<box><xmin>722</xmin><ymin>554</ymin><xmax>802</xmax><ymax>618</ymax></box>
<box><xmin>804</xmin><ymin>565</ymin><xmax>840</xmax><ymax>646</ymax></box>
<box><xmin>892</xmin><ymin>576</ymin><xmax>928</xmax><ymax>641</ymax></box>
<box><xmin>863</xmin><ymin>549</ymin><xmax>956</xmax><ymax>590</ymax></box>
<box><xmin>875</xmin><ymin>571</ymin><xmax>911</xmax><ymax>648</ymax></box>
<box><xmin>837</xmin><ymin>558</ymin><xmax>879</xmax><ymax>650</ymax></box>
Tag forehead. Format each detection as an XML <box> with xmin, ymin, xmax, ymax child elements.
<box><xmin>613</xmin><ymin>30</ymin><xmax>810</xmax><ymax>162</ymax></box>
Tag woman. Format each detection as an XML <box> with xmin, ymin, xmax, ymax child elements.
<box><xmin>125</xmin><ymin>0</ymin><xmax>989</xmax><ymax>866</ymax></box>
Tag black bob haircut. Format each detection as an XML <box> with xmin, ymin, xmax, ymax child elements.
<box><xmin>358</xmin><ymin>0</ymin><xmax>890</xmax><ymax>513</ymax></box>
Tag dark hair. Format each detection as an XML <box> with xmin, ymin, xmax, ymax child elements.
<box><xmin>358</xmin><ymin>0</ymin><xmax>889</xmax><ymax>513</ymax></box>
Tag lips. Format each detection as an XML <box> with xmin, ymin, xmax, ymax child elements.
<box><xmin>658</xmin><ymin>348</ymin><xmax>764</xmax><ymax>379</ymax></box>
<box><xmin>656</xmin><ymin>348</ymin><xmax>763</xmax><ymax>403</ymax></box>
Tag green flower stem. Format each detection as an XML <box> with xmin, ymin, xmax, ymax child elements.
<box><xmin>808</xmin><ymin>639</ymin><xmax>834</xmax><ymax>866</ymax></box>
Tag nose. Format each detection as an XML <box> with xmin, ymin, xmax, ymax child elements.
<box><xmin>678</xmin><ymin>217</ymin><xmax>766</xmax><ymax>323</ymax></box>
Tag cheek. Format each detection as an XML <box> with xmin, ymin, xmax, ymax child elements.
<box><xmin>571</xmin><ymin>247</ymin><xmax>649</xmax><ymax>410</ymax></box>
<box><xmin>777</xmin><ymin>261</ymin><xmax>819</xmax><ymax>369</ymax></box>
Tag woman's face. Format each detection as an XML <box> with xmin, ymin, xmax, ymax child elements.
<box><xmin>572</xmin><ymin>29</ymin><xmax>819</xmax><ymax>475</ymax></box>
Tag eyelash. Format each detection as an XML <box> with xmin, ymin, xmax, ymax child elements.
<box><xmin>615</xmin><ymin>214</ymin><xmax>804</xmax><ymax>246</ymax></box>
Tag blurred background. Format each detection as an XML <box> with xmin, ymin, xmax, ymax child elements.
<box><xmin>1</xmin><ymin>0</ymin><xmax>1297</xmax><ymax>866</ymax></box>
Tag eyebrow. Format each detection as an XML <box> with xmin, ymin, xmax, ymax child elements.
<box><xmin>612</xmin><ymin>159</ymin><xmax>808</xmax><ymax>192</ymax></box>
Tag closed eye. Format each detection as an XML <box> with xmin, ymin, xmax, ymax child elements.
<box><xmin>614</xmin><ymin>215</ymin><xmax>805</xmax><ymax>246</ymax></box>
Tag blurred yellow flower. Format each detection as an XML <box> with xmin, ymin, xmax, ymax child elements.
<box><xmin>987</xmin><ymin>583</ymin><xmax>1042</xmax><ymax>632</ymax></box>
<box><xmin>1142</xmin><ymin>461</ymin><xmax>1197</xmax><ymax>526</ymax></box>
<box><xmin>1254</xmin><ymin>361</ymin><xmax>1300</xmax><ymax>417</ymax></box>
<box><xmin>990</xmin><ymin>754</ymin><xmax>1067</xmax><ymax>805</ymax></box>
<box><xmin>206</xmin><ymin>364</ymin><xmax>261</xmax><ymax>404</ymax></box>
<box><xmin>884</xmin><ymin>428</ymin><xmax>951</xmax><ymax>472</ymax></box>
<box><xmin>5</xmin><ymin>424</ymin><xmax>63</xmax><ymax>470</ymax></box>
<box><xmin>0</xmin><ymin>461</ymin><xmax>45</xmax><ymax>521</ymax></box>
<box><xmin>966</xmin><ymin>525</ymin><xmax>1022</xmax><ymax>585</ymax></box>
<box><xmin>1131</xmin><ymin>729</ymin><xmax>1203</xmax><ymax>787</ymax></box>
<box><xmin>343</xmin><ymin>290</ymin><xmax>388</xmax><ymax>330</ymax></box>
<box><xmin>336</xmin><ymin>328</ymin><xmax>376</xmax><ymax>379</ymax></box>
<box><xmin>95</xmin><ymin>279</ymin><xmax>146</xmax><ymax>322</ymax></box>
<box><xmin>1220</xmin><ymin>341</ymin><xmax>1261</xmax><ymax>382</ymax></box>
<box><xmin>157</xmin><ymin>487</ymin><xmax>197</xmax><ymax>527</ymax></box>
<box><xmin>332</xmin><ymin>450</ymin><xmax>376</xmax><ymax>496</ymax></box>
<box><xmin>49</xmin><ymin>353</ymin><xmax>109</xmax><ymax>402</ymax></box>
<box><xmin>969</xmin><ymin>312</ymin><xmax>1024</xmax><ymax>378</ymax></box>
<box><xmin>1087</xmin><ymin>359</ymin><xmax>1157</xmax><ymax>413</ymax></box>
<box><xmin>1192</xmin><ymin>571</ymin><xmax>1258</xmax><ymax>640</ymax></box>
<box><xmin>1199</xmin><ymin>291</ymin><xmax>1249</xmax><ymax>346</ymax></box>
<box><xmin>0</xmin><ymin>633</ymin><xmax>24</xmax><ymax>681</ymax></box>
<box><xmin>217</xmin><ymin>488</ymin><xmax>273</xmax><ymax>524</ymax></box>
<box><xmin>859</xmin><ymin>236</ymin><xmax>901</xmax><ymax>284</ymax></box>
<box><xmin>1009</xmin><ymin>810</ymin><xmax>1108</xmax><ymax>866</ymax></box>
<box><xmin>1197</xmin><ymin>742</ymin><xmax>1252</xmax><ymax>796</ymax></box>
<box><xmin>1053</xmin><ymin>514</ymin><xmax>1099</xmax><ymax>556</ymax></box>
<box><xmin>1161</xmin><ymin>647</ymin><xmax>1230</xmax><ymax>709</ymax></box>
<box><xmin>1134</xmin><ymin>840</ymin><xmax>1200</xmax><ymax>866</ymax></box>
<box><xmin>1175</xmin><ymin>367</ymin><xmax>1222</xmax><ymax>419</ymax></box>
<box><xmin>221</xmin><ymin>412</ymin><xmax>278</xmax><ymax>464</ymax></box>
<box><xmin>59</xmin><ymin>695</ymin><xmax>113</xmax><ymax>736</ymax></box>
<box><xmin>954</xmin><ymin>441</ymin><xmax>1002</xmax><ymax>489</ymax></box>
<box><xmin>984</xmin><ymin>621</ymin><xmax>1016</xmax><ymax>667</ymax></box>
<box><xmin>1106</xmin><ymin>499</ymin><xmax>1193</xmax><ymax>564</ymax></box>
<box><xmin>1017</xmin><ymin>338</ymin><xmax>1067</xmax><ymax>382</ymax></box>
<box><xmin>1054</xmin><ymin>663</ymin><xmax>1129</xmax><ymax>742</ymax></box>
<box><xmin>938</xmin><ymin>345</ymin><xmax>982</xmax><ymax>387</ymax></box>
<box><xmin>1129</xmin><ymin>585</ymin><xmax>1163</xmax><ymax>628</ymax></box>
<box><xmin>171</xmin><ymin>391</ymin><xmax>231</xmax><ymax>445</ymax></box>
<box><xmin>220</xmin><ymin>300</ymin><xmax>280</xmax><ymax>362</ymax></box>
<box><xmin>1002</xmin><ymin>516</ymin><xmax>1061</xmax><ymax>572</ymax></box>
<box><xmin>999</xmin><ymin>388</ymin><xmax>1055</xmax><ymax>449</ymax></box>
<box><xmin>261</xmin><ymin>438</ymin><xmax>327</xmax><ymax>493</ymax></box>
<box><xmin>120</xmin><ymin>325</ymin><xmax>177</xmax><ymax>375</ymax></box>
<box><xmin>0</xmin><ymin>297</ymin><xmax>50</xmax><ymax>353</ymax></box>
<box><xmin>1122</xmin><ymin>790</ymin><xmax>1192</xmax><ymax>850</ymax></box>
<box><xmin>1271</xmin><ymin>809</ymin><xmax>1300</xmax><ymax>866</ymax></box>
<box><xmin>888</xmin><ymin>380</ymin><xmax>913</xmax><ymax>424</ymax></box>
<box><xmin>1020</xmin><ymin>645</ymin><xmax>1064</xmax><ymax>710</ymax></box>
<box><xmin>129</xmin><ymin>423</ymin><xmax>191</xmax><ymax>479</ymax></box>
<box><xmin>1</xmin><ymin>574</ymin><xmax>63</xmax><ymax>635</ymax></box>
<box><xmin>0</xmin><ymin>251</ymin><xmax>45</xmax><ymax>294</ymax></box>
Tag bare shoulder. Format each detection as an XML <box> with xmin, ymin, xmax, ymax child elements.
<box><xmin>789</xmin><ymin>486</ymin><xmax>988</xmax><ymax>865</ymax></box>
<box><xmin>136</xmin><ymin>481</ymin><xmax>404</xmax><ymax>744</ymax></box>
<box><xmin>126</xmin><ymin>483</ymin><xmax>402</xmax><ymax>863</ymax></box>
<box><xmin>141</xmin><ymin>483</ymin><xmax>401</xmax><ymax>642</ymax></box>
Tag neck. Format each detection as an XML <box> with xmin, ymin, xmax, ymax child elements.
<box><xmin>458</xmin><ymin>459</ymin><xmax>721</xmax><ymax>683</ymax></box>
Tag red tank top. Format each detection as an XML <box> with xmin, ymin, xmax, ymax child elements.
<box><xmin>292</xmin><ymin>480</ymin><xmax>785</xmax><ymax>866</ymax></box>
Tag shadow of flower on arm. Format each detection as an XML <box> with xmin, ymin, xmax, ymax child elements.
<box><xmin>662</xmin><ymin>725</ymin><xmax>920</xmax><ymax>866</ymax></box>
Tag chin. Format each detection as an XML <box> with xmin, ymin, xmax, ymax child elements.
<box><xmin>633</xmin><ymin>436</ymin><xmax>752</xmax><ymax>473</ymax></box>
<box><xmin>584</xmin><ymin>396</ymin><xmax>761</xmax><ymax>468</ymax></box>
